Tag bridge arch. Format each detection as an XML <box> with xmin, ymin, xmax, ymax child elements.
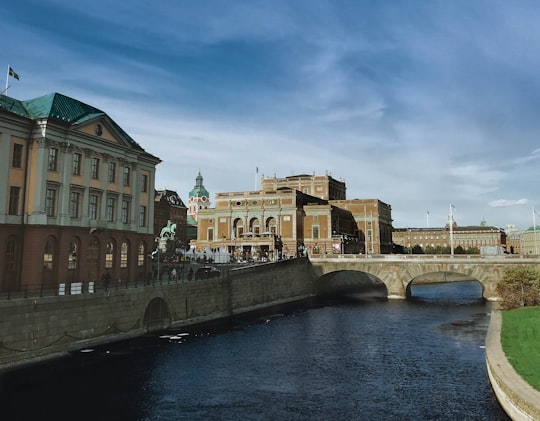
<box><xmin>405</xmin><ymin>271</ymin><xmax>485</xmax><ymax>300</ymax></box>
<box><xmin>315</xmin><ymin>270</ymin><xmax>387</xmax><ymax>298</ymax></box>
<box><xmin>143</xmin><ymin>296</ymin><xmax>172</xmax><ymax>332</ymax></box>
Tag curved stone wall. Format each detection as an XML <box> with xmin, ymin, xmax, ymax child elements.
<box><xmin>485</xmin><ymin>310</ymin><xmax>540</xmax><ymax>420</ymax></box>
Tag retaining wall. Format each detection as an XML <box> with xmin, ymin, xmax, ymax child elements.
<box><xmin>0</xmin><ymin>258</ymin><xmax>315</xmax><ymax>372</ymax></box>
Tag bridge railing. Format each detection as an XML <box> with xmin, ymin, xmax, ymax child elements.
<box><xmin>309</xmin><ymin>253</ymin><xmax>540</xmax><ymax>261</ymax></box>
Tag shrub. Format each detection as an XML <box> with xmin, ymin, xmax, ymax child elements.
<box><xmin>496</xmin><ymin>266</ymin><xmax>540</xmax><ymax>310</ymax></box>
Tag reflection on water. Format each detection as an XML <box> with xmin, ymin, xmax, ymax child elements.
<box><xmin>0</xmin><ymin>281</ymin><xmax>509</xmax><ymax>421</ymax></box>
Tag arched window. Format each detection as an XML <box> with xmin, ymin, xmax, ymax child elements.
<box><xmin>234</xmin><ymin>218</ymin><xmax>244</xmax><ymax>238</ymax></box>
<box><xmin>105</xmin><ymin>241</ymin><xmax>114</xmax><ymax>269</ymax></box>
<box><xmin>266</xmin><ymin>217</ymin><xmax>277</xmax><ymax>234</ymax></box>
<box><xmin>68</xmin><ymin>240</ymin><xmax>78</xmax><ymax>270</ymax></box>
<box><xmin>249</xmin><ymin>218</ymin><xmax>260</xmax><ymax>235</ymax></box>
<box><xmin>44</xmin><ymin>237</ymin><xmax>55</xmax><ymax>270</ymax></box>
<box><xmin>120</xmin><ymin>242</ymin><xmax>128</xmax><ymax>268</ymax></box>
<box><xmin>138</xmin><ymin>242</ymin><xmax>145</xmax><ymax>267</ymax></box>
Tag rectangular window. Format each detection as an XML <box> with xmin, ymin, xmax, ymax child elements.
<box><xmin>91</xmin><ymin>157</ymin><xmax>100</xmax><ymax>179</ymax></box>
<box><xmin>139</xmin><ymin>206</ymin><xmax>147</xmax><ymax>227</ymax></box>
<box><xmin>70</xmin><ymin>191</ymin><xmax>81</xmax><ymax>218</ymax></box>
<box><xmin>48</xmin><ymin>148</ymin><xmax>58</xmax><ymax>171</ymax></box>
<box><xmin>123</xmin><ymin>166</ymin><xmax>130</xmax><ymax>186</ymax></box>
<box><xmin>6</xmin><ymin>239</ymin><xmax>16</xmax><ymax>272</ymax></box>
<box><xmin>89</xmin><ymin>194</ymin><xmax>99</xmax><ymax>220</ymax></box>
<box><xmin>12</xmin><ymin>144</ymin><xmax>23</xmax><ymax>168</ymax></box>
<box><xmin>72</xmin><ymin>153</ymin><xmax>81</xmax><ymax>175</ymax></box>
<box><xmin>208</xmin><ymin>227</ymin><xmax>214</xmax><ymax>241</ymax></box>
<box><xmin>312</xmin><ymin>225</ymin><xmax>320</xmax><ymax>239</ymax></box>
<box><xmin>108</xmin><ymin>162</ymin><xmax>116</xmax><ymax>183</ymax></box>
<box><xmin>106</xmin><ymin>197</ymin><xmax>116</xmax><ymax>222</ymax></box>
<box><xmin>141</xmin><ymin>174</ymin><xmax>148</xmax><ymax>192</ymax></box>
<box><xmin>45</xmin><ymin>188</ymin><xmax>56</xmax><ymax>217</ymax></box>
<box><xmin>121</xmin><ymin>199</ymin><xmax>130</xmax><ymax>224</ymax></box>
<box><xmin>8</xmin><ymin>186</ymin><xmax>20</xmax><ymax>215</ymax></box>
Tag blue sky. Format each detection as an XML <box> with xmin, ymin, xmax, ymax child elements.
<box><xmin>3</xmin><ymin>0</ymin><xmax>540</xmax><ymax>230</ymax></box>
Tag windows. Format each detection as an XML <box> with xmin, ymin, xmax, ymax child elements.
<box><xmin>108</xmin><ymin>162</ymin><xmax>116</xmax><ymax>183</ymax></box>
<box><xmin>312</xmin><ymin>225</ymin><xmax>320</xmax><ymax>239</ymax></box>
<box><xmin>208</xmin><ymin>227</ymin><xmax>214</xmax><ymax>241</ymax></box>
<box><xmin>68</xmin><ymin>241</ymin><xmax>78</xmax><ymax>270</ymax></box>
<box><xmin>70</xmin><ymin>191</ymin><xmax>81</xmax><ymax>218</ymax></box>
<box><xmin>5</xmin><ymin>238</ymin><xmax>16</xmax><ymax>272</ymax></box>
<box><xmin>43</xmin><ymin>237</ymin><xmax>55</xmax><ymax>270</ymax></box>
<box><xmin>121</xmin><ymin>199</ymin><xmax>130</xmax><ymax>224</ymax></box>
<box><xmin>72</xmin><ymin>153</ymin><xmax>81</xmax><ymax>176</ymax></box>
<box><xmin>89</xmin><ymin>194</ymin><xmax>99</xmax><ymax>220</ymax></box>
<box><xmin>48</xmin><ymin>148</ymin><xmax>58</xmax><ymax>171</ymax></box>
<box><xmin>12</xmin><ymin>144</ymin><xmax>23</xmax><ymax>168</ymax></box>
<box><xmin>91</xmin><ymin>157</ymin><xmax>100</xmax><ymax>179</ymax></box>
<box><xmin>123</xmin><ymin>166</ymin><xmax>131</xmax><ymax>186</ymax></box>
<box><xmin>105</xmin><ymin>241</ymin><xmax>114</xmax><ymax>269</ymax></box>
<box><xmin>138</xmin><ymin>243</ymin><xmax>145</xmax><ymax>267</ymax></box>
<box><xmin>141</xmin><ymin>174</ymin><xmax>148</xmax><ymax>192</ymax></box>
<box><xmin>120</xmin><ymin>242</ymin><xmax>128</xmax><ymax>268</ymax></box>
<box><xmin>139</xmin><ymin>206</ymin><xmax>146</xmax><ymax>227</ymax></box>
<box><xmin>45</xmin><ymin>188</ymin><xmax>56</xmax><ymax>217</ymax></box>
<box><xmin>106</xmin><ymin>197</ymin><xmax>116</xmax><ymax>222</ymax></box>
<box><xmin>8</xmin><ymin>186</ymin><xmax>20</xmax><ymax>215</ymax></box>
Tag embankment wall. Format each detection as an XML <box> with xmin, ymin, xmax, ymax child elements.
<box><xmin>486</xmin><ymin>310</ymin><xmax>540</xmax><ymax>420</ymax></box>
<box><xmin>0</xmin><ymin>258</ymin><xmax>315</xmax><ymax>372</ymax></box>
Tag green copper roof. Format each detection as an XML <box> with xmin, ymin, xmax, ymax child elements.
<box><xmin>0</xmin><ymin>92</ymin><xmax>143</xmax><ymax>150</ymax></box>
<box><xmin>189</xmin><ymin>172</ymin><xmax>210</xmax><ymax>198</ymax></box>
<box><xmin>22</xmin><ymin>92</ymin><xmax>105</xmax><ymax>123</ymax></box>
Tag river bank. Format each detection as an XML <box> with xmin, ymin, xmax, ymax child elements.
<box><xmin>486</xmin><ymin>310</ymin><xmax>540</xmax><ymax>420</ymax></box>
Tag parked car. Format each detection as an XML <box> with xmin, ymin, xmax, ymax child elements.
<box><xmin>195</xmin><ymin>266</ymin><xmax>221</xmax><ymax>280</ymax></box>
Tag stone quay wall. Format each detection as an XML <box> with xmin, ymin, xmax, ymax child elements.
<box><xmin>485</xmin><ymin>310</ymin><xmax>540</xmax><ymax>420</ymax></box>
<box><xmin>0</xmin><ymin>258</ymin><xmax>315</xmax><ymax>373</ymax></box>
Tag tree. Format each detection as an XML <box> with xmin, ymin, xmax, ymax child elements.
<box><xmin>496</xmin><ymin>266</ymin><xmax>540</xmax><ymax>310</ymax></box>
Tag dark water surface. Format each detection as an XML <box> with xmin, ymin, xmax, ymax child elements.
<box><xmin>0</xmin><ymin>281</ymin><xmax>510</xmax><ymax>420</ymax></box>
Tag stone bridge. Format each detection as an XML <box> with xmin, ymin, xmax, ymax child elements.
<box><xmin>309</xmin><ymin>255</ymin><xmax>540</xmax><ymax>300</ymax></box>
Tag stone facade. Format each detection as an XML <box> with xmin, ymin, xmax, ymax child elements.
<box><xmin>0</xmin><ymin>92</ymin><xmax>160</xmax><ymax>293</ymax></box>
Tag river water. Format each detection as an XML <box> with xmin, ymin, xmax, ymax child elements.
<box><xmin>0</xmin><ymin>281</ymin><xmax>510</xmax><ymax>420</ymax></box>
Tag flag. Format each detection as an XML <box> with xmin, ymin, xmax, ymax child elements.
<box><xmin>8</xmin><ymin>67</ymin><xmax>19</xmax><ymax>80</ymax></box>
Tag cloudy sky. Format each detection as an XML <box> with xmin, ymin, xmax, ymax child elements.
<box><xmin>3</xmin><ymin>0</ymin><xmax>540</xmax><ymax>230</ymax></box>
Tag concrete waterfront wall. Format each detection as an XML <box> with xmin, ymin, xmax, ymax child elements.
<box><xmin>0</xmin><ymin>258</ymin><xmax>315</xmax><ymax>372</ymax></box>
<box><xmin>485</xmin><ymin>310</ymin><xmax>540</xmax><ymax>420</ymax></box>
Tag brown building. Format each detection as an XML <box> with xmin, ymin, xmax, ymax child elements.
<box><xmin>0</xmin><ymin>92</ymin><xmax>160</xmax><ymax>292</ymax></box>
<box><xmin>261</xmin><ymin>173</ymin><xmax>346</xmax><ymax>200</ymax></box>
<box><xmin>193</xmin><ymin>187</ymin><xmax>360</xmax><ymax>261</ymax></box>
<box><xmin>192</xmin><ymin>173</ymin><xmax>394</xmax><ymax>259</ymax></box>
<box><xmin>154</xmin><ymin>189</ymin><xmax>188</xmax><ymax>249</ymax></box>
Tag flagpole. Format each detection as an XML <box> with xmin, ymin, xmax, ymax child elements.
<box><xmin>534</xmin><ymin>206</ymin><xmax>538</xmax><ymax>255</ymax></box>
<box><xmin>449</xmin><ymin>204</ymin><xmax>454</xmax><ymax>257</ymax></box>
<box><xmin>5</xmin><ymin>65</ymin><xmax>9</xmax><ymax>96</ymax></box>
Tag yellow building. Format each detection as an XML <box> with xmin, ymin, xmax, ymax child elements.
<box><xmin>0</xmin><ymin>92</ymin><xmax>160</xmax><ymax>292</ymax></box>
<box><xmin>393</xmin><ymin>225</ymin><xmax>506</xmax><ymax>254</ymax></box>
<box><xmin>520</xmin><ymin>228</ymin><xmax>540</xmax><ymax>255</ymax></box>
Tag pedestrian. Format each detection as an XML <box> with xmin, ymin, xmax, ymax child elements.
<box><xmin>171</xmin><ymin>268</ymin><xmax>177</xmax><ymax>281</ymax></box>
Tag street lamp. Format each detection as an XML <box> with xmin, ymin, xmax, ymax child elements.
<box><xmin>155</xmin><ymin>237</ymin><xmax>161</xmax><ymax>281</ymax></box>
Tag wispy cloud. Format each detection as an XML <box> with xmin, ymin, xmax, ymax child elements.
<box><xmin>489</xmin><ymin>199</ymin><xmax>529</xmax><ymax>208</ymax></box>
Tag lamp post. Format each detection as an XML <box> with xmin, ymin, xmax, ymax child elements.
<box><xmin>155</xmin><ymin>237</ymin><xmax>160</xmax><ymax>281</ymax></box>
